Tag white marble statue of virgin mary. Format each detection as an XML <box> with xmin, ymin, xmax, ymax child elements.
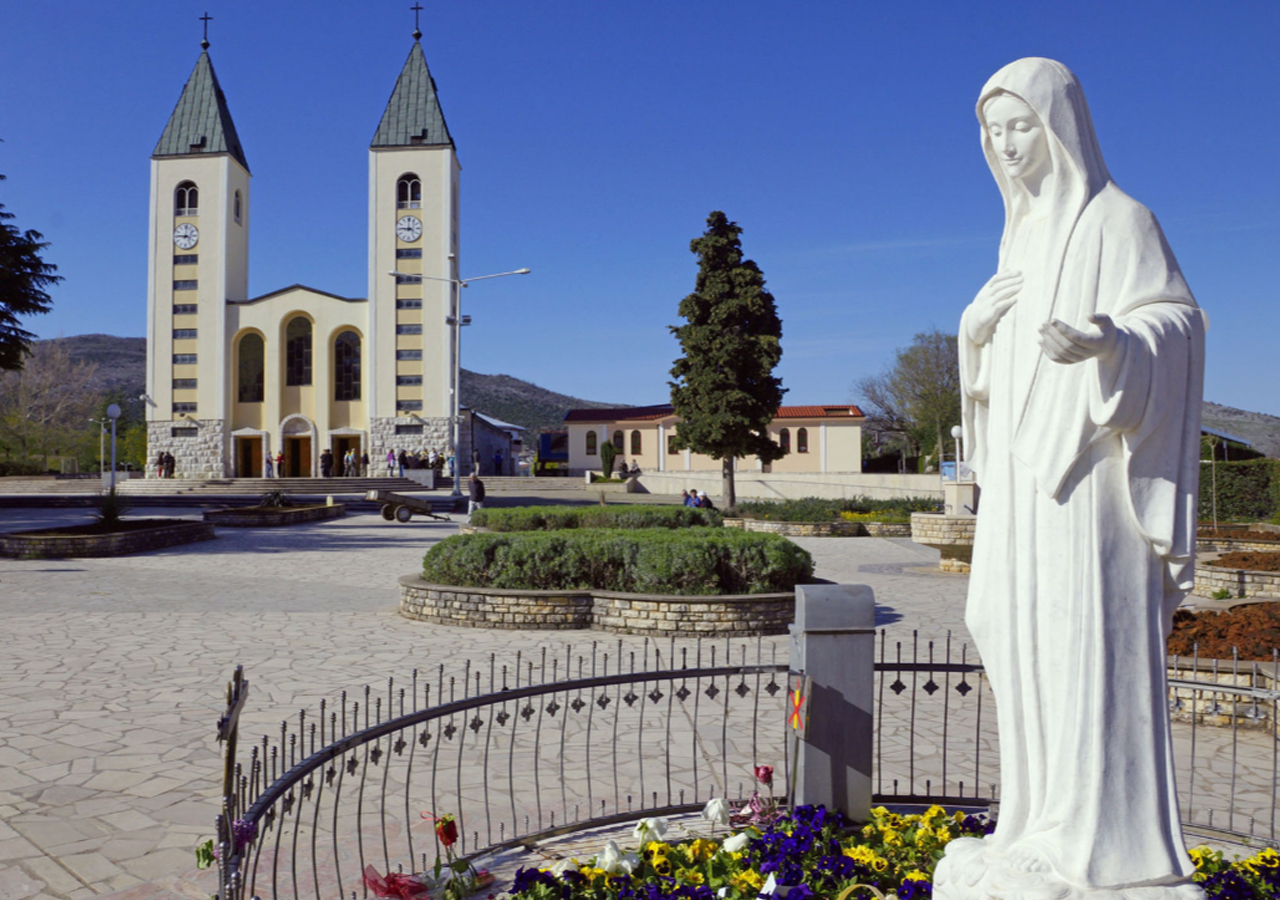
<box><xmin>932</xmin><ymin>58</ymin><xmax>1207</xmax><ymax>900</ymax></box>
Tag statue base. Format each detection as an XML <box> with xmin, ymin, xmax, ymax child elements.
<box><xmin>933</xmin><ymin>837</ymin><xmax>1206</xmax><ymax>900</ymax></box>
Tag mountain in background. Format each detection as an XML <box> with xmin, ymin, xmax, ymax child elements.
<box><xmin>44</xmin><ymin>334</ymin><xmax>620</xmax><ymax>434</ymax></box>
<box><xmin>1201</xmin><ymin>401</ymin><xmax>1280</xmax><ymax>459</ymax></box>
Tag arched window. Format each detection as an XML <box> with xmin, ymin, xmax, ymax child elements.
<box><xmin>779</xmin><ymin>428</ymin><xmax>791</xmax><ymax>454</ymax></box>
<box><xmin>585</xmin><ymin>431</ymin><xmax>598</xmax><ymax>456</ymax></box>
<box><xmin>797</xmin><ymin>427</ymin><xmax>809</xmax><ymax>453</ymax></box>
<box><xmin>630</xmin><ymin>430</ymin><xmax>642</xmax><ymax>455</ymax></box>
<box><xmin>612</xmin><ymin>430</ymin><xmax>624</xmax><ymax>451</ymax></box>
<box><xmin>285</xmin><ymin>317</ymin><xmax>312</xmax><ymax>386</ymax></box>
<box><xmin>334</xmin><ymin>331</ymin><xmax>361</xmax><ymax>401</ymax></box>
<box><xmin>175</xmin><ymin>181</ymin><xmax>198</xmax><ymax>216</ymax></box>
<box><xmin>397</xmin><ymin>174</ymin><xmax>422</xmax><ymax>209</ymax></box>
<box><xmin>234</xmin><ymin>190</ymin><xmax>242</xmax><ymax>223</ymax></box>
<box><xmin>237</xmin><ymin>333</ymin><xmax>264</xmax><ymax>403</ymax></box>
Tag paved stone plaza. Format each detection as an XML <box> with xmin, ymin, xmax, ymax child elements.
<box><xmin>0</xmin><ymin>505</ymin><xmax>1271</xmax><ymax>899</ymax></box>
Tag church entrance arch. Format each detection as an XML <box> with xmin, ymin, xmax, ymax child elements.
<box><xmin>280</xmin><ymin>415</ymin><xmax>317</xmax><ymax>478</ymax></box>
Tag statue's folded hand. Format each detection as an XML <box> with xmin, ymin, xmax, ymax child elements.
<box><xmin>966</xmin><ymin>271</ymin><xmax>1023</xmax><ymax>345</ymax></box>
<box><xmin>1038</xmin><ymin>313</ymin><xmax>1119</xmax><ymax>364</ymax></box>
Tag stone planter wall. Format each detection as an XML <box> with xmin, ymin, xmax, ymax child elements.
<box><xmin>399</xmin><ymin>576</ymin><xmax>794</xmax><ymax>637</ymax></box>
<box><xmin>722</xmin><ymin>518</ymin><xmax>911</xmax><ymax>538</ymax></box>
<box><xmin>0</xmin><ymin>521</ymin><xmax>215</xmax><ymax>559</ymax></box>
<box><xmin>203</xmin><ymin>504</ymin><xmax>346</xmax><ymax>527</ymax></box>
<box><xmin>911</xmin><ymin>512</ymin><xmax>976</xmax><ymax>573</ymax></box>
<box><xmin>1197</xmin><ymin>538</ymin><xmax>1280</xmax><ymax>554</ymax></box>
<box><xmin>1194</xmin><ymin>562</ymin><xmax>1280</xmax><ymax>600</ymax></box>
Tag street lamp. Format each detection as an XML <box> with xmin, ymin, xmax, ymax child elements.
<box><xmin>389</xmin><ymin>266</ymin><xmax>530</xmax><ymax>496</ymax></box>
<box><xmin>950</xmin><ymin>424</ymin><xmax>964</xmax><ymax>482</ymax></box>
<box><xmin>89</xmin><ymin>418</ymin><xmax>107</xmax><ymax>479</ymax></box>
<box><xmin>107</xmin><ymin>404</ymin><xmax>121</xmax><ymax>491</ymax></box>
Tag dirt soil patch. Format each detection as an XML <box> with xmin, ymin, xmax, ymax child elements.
<box><xmin>1207</xmin><ymin>551</ymin><xmax>1280</xmax><ymax>572</ymax></box>
<box><xmin>1169</xmin><ymin>602</ymin><xmax>1280</xmax><ymax>661</ymax></box>
<box><xmin>1198</xmin><ymin>529</ymin><xmax>1280</xmax><ymax>542</ymax></box>
<box><xmin>15</xmin><ymin>519</ymin><xmax>184</xmax><ymax>537</ymax></box>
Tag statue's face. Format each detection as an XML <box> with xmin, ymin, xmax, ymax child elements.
<box><xmin>984</xmin><ymin>93</ymin><xmax>1050</xmax><ymax>184</ymax></box>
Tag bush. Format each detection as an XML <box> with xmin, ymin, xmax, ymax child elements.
<box><xmin>1199</xmin><ymin>459</ymin><xmax>1280</xmax><ymax>522</ymax></box>
<box><xmin>94</xmin><ymin>487</ymin><xmax>130</xmax><ymax>525</ymax></box>
<box><xmin>421</xmin><ymin>528</ymin><xmax>813</xmax><ymax>595</ymax></box>
<box><xmin>470</xmin><ymin>504</ymin><xmax>722</xmax><ymax>531</ymax></box>
<box><xmin>0</xmin><ymin>459</ymin><xmax>46</xmax><ymax>477</ymax></box>
<box><xmin>730</xmin><ymin>495</ymin><xmax>941</xmax><ymax>523</ymax></box>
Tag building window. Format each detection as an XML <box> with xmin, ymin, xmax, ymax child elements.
<box><xmin>173</xmin><ymin>378</ymin><xmax>198</xmax><ymax>389</ymax></box>
<box><xmin>398</xmin><ymin>400</ymin><xmax>423</xmax><ymax>411</ymax></box>
<box><xmin>334</xmin><ymin>331</ymin><xmax>361</xmax><ymax>401</ymax></box>
<box><xmin>175</xmin><ymin>181</ymin><xmax>198</xmax><ymax>216</ymax></box>
<box><xmin>234</xmin><ymin>190</ymin><xmax>242</xmax><ymax>223</ymax></box>
<box><xmin>779</xmin><ymin>428</ymin><xmax>791</xmax><ymax>454</ymax></box>
<box><xmin>285</xmin><ymin>317</ymin><xmax>312</xmax><ymax>386</ymax></box>
<box><xmin>173</xmin><ymin>304</ymin><xmax>198</xmax><ymax>314</ymax></box>
<box><xmin>396</xmin><ymin>248</ymin><xmax>423</xmax><ymax>259</ymax></box>
<box><xmin>173</xmin><ymin>353</ymin><xmax>197</xmax><ymax>364</ymax></box>
<box><xmin>173</xmin><ymin>280</ymin><xmax>198</xmax><ymax>291</ymax></box>
<box><xmin>396</xmin><ymin>299</ymin><xmax>422</xmax><ymax>309</ymax></box>
<box><xmin>397</xmin><ymin>349</ymin><xmax>422</xmax><ymax>360</ymax></box>
<box><xmin>397</xmin><ymin>375</ymin><xmax>422</xmax><ymax>386</ymax></box>
<box><xmin>173</xmin><ymin>402</ymin><xmax>198</xmax><ymax>413</ymax></box>
<box><xmin>797</xmin><ymin>427</ymin><xmax>809</xmax><ymax>453</ymax></box>
<box><xmin>173</xmin><ymin>254</ymin><xmax>198</xmax><ymax>265</ymax></box>
<box><xmin>396</xmin><ymin>324</ymin><xmax>422</xmax><ymax>335</ymax></box>
<box><xmin>238</xmin><ymin>333</ymin><xmax>264</xmax><ymax>402</ymax></box>
<box><xmin>397</xmin><ymin>174</ymin><xmax>422</xmax><ymax>209</ymax></box>
<box><xmin>585</xmin><ymin>431</ymin><xmax>597</xmax><ymax>456</ymax></box>
<box><xmin>395</xmin><ymin>424</ymin><xmax>424</xmax><ymax>435</ymax></box>
<box><xmin>630</xmin><ymin>430</ymin><xmax>642</xmax><ymax>455</ymax></box>
<box><xmin>395</xmin><ymin>274</ymin><xmax>422</xmax><ymax>285</ymax></box>
<box><xmin>173</xmin><ymin>328</ymin><xmax>197</xmax><ymax>339</ymax></box>
<box><xmin>668</xmin><ymin>436</ymin><xmax>678</xmax><ymax>454</ymax></box>
<box><xmin>612</xmin><ymin>430</ymin><xmax>623</xmax><ymax>451</ymax></box>
<box><xmin>171</xmin><ymin>426</ymin><xmax>198</xmax><ymax>438</ymax></box>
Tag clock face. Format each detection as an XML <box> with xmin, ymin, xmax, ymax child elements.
<box><xmin>173</xmin><ymin>223</ymin><xmax>199</xmax><ymax>250</ymax></box>
<box><xmin>396</xmin><ymin>215</ymin><xmax>423</xmax><ymax>243</ymax></box>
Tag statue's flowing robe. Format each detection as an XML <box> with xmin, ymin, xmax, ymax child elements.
<box><xmin>956</xmin><ymin>58</ymin><xmax>1205</xmax><ymax>892</ymax></box>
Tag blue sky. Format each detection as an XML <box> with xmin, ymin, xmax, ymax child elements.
<box><xmin>2</xmin><ymin>1</ymin><xmax>1277</xmax><ymax>415</ymax></box>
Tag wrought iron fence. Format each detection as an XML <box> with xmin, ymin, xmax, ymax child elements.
<box><xmin>214</xmin><ymin>632</ymin><xmax>1279</xmax><ymax>900</ymax></box>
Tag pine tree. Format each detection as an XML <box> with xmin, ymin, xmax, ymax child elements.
<box><xmin>669</xmin><ymin>211</ymin><xmax>786</xmax><ymax>508</ymax></box>
<box><xmin>0</xmin><ymin>172</ymin><xmax>60</xmax><ymax>371</ymax></box>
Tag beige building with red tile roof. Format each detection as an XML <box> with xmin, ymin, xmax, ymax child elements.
<box><xmin>564</xmin><ymin>404</ymin><xmax>865</xmax><ymax>476</ymax></box>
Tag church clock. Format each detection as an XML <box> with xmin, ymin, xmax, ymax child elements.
<box><xmin>395</xmin><ymin>215</ymin><xmax>422</xmax><ymax>242</ymax></box>
<box><xmin>173</xmin><ymin>223</ymin><xmax>200</xmax><ymax>250</ymax></box>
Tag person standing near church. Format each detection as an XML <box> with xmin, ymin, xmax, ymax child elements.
<box><xmin>275</xmin><ymin>450</ymin><xmax>284</xmax><ymax>478</ymax></box>
<box><xmin>155</xmin><ymin>452</ymin><xmax>165</xmax><ymax>480</ymax></box>
<box><xmin>467</xmin><ymin>472</ymin><xmax>485</xmax><ymax>524</ymax></box>
<box><xmin>264</xmin><ymin>453</ymin><xmax>274</xmax><ymax>478</ymax></box>
<box><xmin>493</xmin><ymin>450</ymin><xmax>503</xmax><ymax>476</ymax></box>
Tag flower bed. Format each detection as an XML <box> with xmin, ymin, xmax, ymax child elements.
<box><xmin>730</xmin><ymin>496</ymin><xmax>940</xmax><ymax>524</ymax></box>
<box><xmin>722</xmin><ymin>518</ymin><xmax>912</xmax><ymax>538</ymax></box>
<box><xmin>506</xmin><ymin>805</ymin><xmax>1279</xmax><ymax>900</ymax></box>
<box><xmin>470</xmin><ymin>505</ymin><xmax>721</xmax><ymax>532</ymax></box>
<box><xmin>1170</xmin><ymin>602</ymin><xmax>1280</xmax><ymax>661</ymax></box>
<box><xmin>421</xmin><ymin>529</ymin><xmax>813</xmax><ymax>596</ymax></box>
<box><xmin>202</xmin><ymin>503</ymin><xmax>345</xmax><ymax>527</ymax></box>
<box><xmin>0</xmin><ymin>519</ymin><xmax>215</xmax><ymax>558</ymax></box>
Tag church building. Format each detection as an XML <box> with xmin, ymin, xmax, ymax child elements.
<box><xmin>144</xmin><ymin>28</ymin><xmax>479</xmax><ymax>477</ymax></box>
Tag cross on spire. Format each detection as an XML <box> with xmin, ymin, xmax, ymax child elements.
<box><xmin>410</xmin><ymin>3</ymin><xmax>423</xmax><ymax>41</ymax></box>
<box><xmin>200</xmin><ymin>11</ymin><xmax>212</xmax><ymax>50</ymax></box>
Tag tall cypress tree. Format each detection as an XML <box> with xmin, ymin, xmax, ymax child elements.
<box><xmin>0</xmin><ymin>173</ymin><xmax>60</xmax><ymax>371</ymax></box>
<box><xmin>669</xmin><ymin>211</ymin><xmax>786</xmax><ymax>508</ymax></box>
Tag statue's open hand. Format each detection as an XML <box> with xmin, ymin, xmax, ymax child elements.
<box><xmin>1038</xmin><ymin>313</ymin><xmax>1119</xmax><ymax>364</ymax></box>
<box><xmin>966</xmin><ymin>271</ymin><xmax>1023</xmax><ymax>345</ymax></box>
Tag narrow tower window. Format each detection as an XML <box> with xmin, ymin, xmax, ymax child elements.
<box><xmin>585</xmin><ymin>431</ymin><xmax>597</xmax><ymax>456</ymax></box>
<box><xmin>234</xmin><ymin>190</ymin><xmax>242</xmax><ymax>223</ymax></box>
<box><xmin>175</xmin><ymin>181</ymin><xmax>198</xmax><ymax>216</ymax></box>
<box><xmin>612</xmin><ymin>431</ymin><xmax>624</xmax><ymax>452</ymax></box>
<box><xmin>630</xmin><ymin>430</ymin><xmax>642</xmax><ymax>455</ymax></box>
<box><xmin>397</xmin><ymin>174</ymin><xmax>422</xmax><ymax>209</ymax></box>
<box><xmin>779</xmin><ymin>428</ymin><xmax>791</xmax><ymax>453</ymax></box>
<box><xmin>334</xmin><ymin>331</ymin><xmax>362</xmax><ymax>401</ymax></box>
<box><xmin>238</xmin><ymin>333</ymin><xmax>264</xmax><ymax>403</ymax></box>
<box><xmin>285</xmin><ymin>317</ymin><xmax>312</xmax><ymax>386</ymax></box>
<box><xmin>797</xmin><ymin>427</ymin><xmax>809</xmax><ymax>453</ymax></box>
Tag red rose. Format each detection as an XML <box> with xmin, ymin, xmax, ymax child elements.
<box><xmin>754</xmin><ymin>765</ymin><xmax>774</xmax><ymax>787</ymax></box>
<box><xmin>435</xmin><ymin>814</ymin><xmax>458</xmax><ymax>848</ymax></box>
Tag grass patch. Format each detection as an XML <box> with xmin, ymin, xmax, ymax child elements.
<box><xmin>730</xmin><ymin>495</ymin><xmax>941</xmax><ymax>523</ymax></box>
<box><xmin>470</xmin><ymin>504</ymin><xmax>722</xmax><ymax>531</ymax></box>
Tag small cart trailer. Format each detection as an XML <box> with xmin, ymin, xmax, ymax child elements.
<box><xmin>366</xmin><ymin>490</ymin><xmax>457</xmax><ymax>523</ymax></box>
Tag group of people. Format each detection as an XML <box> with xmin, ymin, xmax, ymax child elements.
<box><xmin>680</xmin><ymin>489</ymin><xmax>714</xmax><ymax>510</ymax></box>
<box><xmin>153</xmin><ymin>451</ymin><xmax>177</xmax><ymax>478</ymax></box>
<box><xmin>390</xmin><ymin>448</ymin><xmax>452</xmax><ymax>478</ymax></box>
<box><xmin>316</xmin><ymin>448</ymin><xmax>370</xmax><ymax>478</ymax></box>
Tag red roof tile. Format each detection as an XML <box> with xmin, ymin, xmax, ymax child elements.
<box><xmin>564</xmin><ymin>404</ymin><xmax>864</xmax><ymax>422</ymax></box>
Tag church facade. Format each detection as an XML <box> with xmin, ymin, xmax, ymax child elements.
<box><xmin>144</xmin><ymin>35</ymin><xmax>465</xmax><ymax>477</ymax></box>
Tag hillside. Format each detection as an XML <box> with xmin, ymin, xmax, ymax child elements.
<box><xmin>44</xmin><ymin>334</ymin><xmax>617</xmax><ymax>433</ymax></box>
<box><xmin>1201</xmin><ymin>401</ymin><xmax>1280</xmax><ymax>458</ymax></box>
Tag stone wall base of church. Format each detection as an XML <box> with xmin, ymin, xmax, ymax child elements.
<box><xmin>369</xmin><ymin>417</ymin><xmax>470</xmax><ymax>475</ymax></box>
<box><xmin>146</xmin><ymin>419</ymin><xmax>227</xmax><ymax>479</ymax></box>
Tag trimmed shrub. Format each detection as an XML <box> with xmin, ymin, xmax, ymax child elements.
<box><xmin>731</xmin><ymin>495</ymin><xmax>941</xmax><ymax>523</ymax></box>
<box><xmin>470</xmin><ymin>504</ymin><xmax>722</xmax><ymax>531</ymax></box>
<box><xmin>1199</xmin><ymin>459</ymin><xmax>1280</xmax><ymax>523</ymax></box>
<box><xmin>421</xmin><ymin>528</ymin><xmax>813</xmax><ymax>595</ymax></box>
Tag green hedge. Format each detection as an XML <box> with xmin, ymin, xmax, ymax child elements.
<box><xmin>469</xmin><ymin>504</ymin><xmax>722</xmax><ymax>531</ymax></box>
<box><xmin>730</xmin><ymin>496</ymin><xmax>942</xmax><ymax>524</ymax></box>
<box><xmin>421</xmin><ymin>528</ymin><xmax>813</xmax><ymax>595</ymax></box>
<box><xmin>1199</xmin><ymin>459</ymin><xmax>1280</xmax><ymax>522</ymax></box>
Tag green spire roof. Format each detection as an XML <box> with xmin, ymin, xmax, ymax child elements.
<box><xmin>371</xmin><ymin>42</ymin><xmax>453</xmax><ymax>148</ymax></box>
<box><xmin>153</xmin><ymin>51</ymin><xmax>249</xmax><ymax>171</ymax></box>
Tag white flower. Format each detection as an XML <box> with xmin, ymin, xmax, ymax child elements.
<box><xmin>721</xmin><ymin>831</ymin><xmax>750</xmax><ymax>853</ymax></box>
<box><xmin>548</xmin><ymin>858</ymin><xmax>578</xmax><ymax>877</ymax></box>
<box><xmin>702</xmin><ymin>798</ymin><xmax>731</xmax><ymax>826</ymax></box>
<box><xmin>631</xmin><ymin>816</ymin><xmax>668</xmax><ymax>842</ymax></box>
<box><xmin>595</xmin><ymin>840</ymin><xmax>640</xmax><ymax>875</ymax></box>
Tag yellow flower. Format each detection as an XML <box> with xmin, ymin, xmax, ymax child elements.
<box><xmin>684</xmin><ymin>839</ymin><xmax>717</xmax><ymax>864</ymax></box>
<box><xmin>678</xmin><ymin>869</ymin><xmax>705</xmax><ymax>885</ymax></box>
<box><xmin>731</xmin><ymin>870</ymin><xmax>764</xmax><ymax>892</ymax></box>
<box><xmin>922</xmin><ymin>805</ymin><xmax>947</xmax><ymax>823</ymax></box>
<box><xmin>904</xmin><ymin>870</ymin><xmax>930</xmax><ymax>882</ymax></box>
<box><xmin>883</xmin><ymin>829</ymin><xmax>904</xmax><ymax>848</ymax></box>
<box><xmin>645</xmin><ymin>841</ymin><xmax>671</xmax><ymax>856</ymax></box>
<box><xmin>580</xmin><ymin>867</ymin><xmax>608</xmax><ymax>882</ymax></box>
<box><xmin>935</xmin><ymin>825</ymin><xmax>953</xmax><ymax>843</ymax></box>
<box><xmin>651</xmin><ymin>854</ymin><xmax>672</xmax><ymax>876</ymax></box>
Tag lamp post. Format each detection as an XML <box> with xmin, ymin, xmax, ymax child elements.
<box><xmin>389</xmin><ymin>267</ymin><xmax>530</xmax><ymax>496</ymax></box>
<box><xmin>950</xmin><ymin>425</ymin><xmax>964</xmax><ymax>482</ymax></box>
<box><xmin>107</xmin><ymin>404</ymin><xmax>121</xmax><ymax>491</ymax></box>
<box><xmin>89</xmin><ymin>418</ymin><xmax>106</xmax><ymax>479</ymax></box>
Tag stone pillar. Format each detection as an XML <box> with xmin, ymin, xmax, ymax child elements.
<box><xmin>788</xmin><ymin>583</ymin><xmax>876</xmax><ymax>823</ymax></box>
